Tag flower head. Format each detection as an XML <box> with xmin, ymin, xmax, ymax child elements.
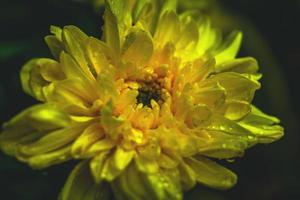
<box><xmin>0</xmin><ymin>0</ymin><xmax>283</xmax><ymax>199</ymax></box>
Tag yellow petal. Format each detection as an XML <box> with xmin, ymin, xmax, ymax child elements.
<box><xmin>157</xmin><ymin>153</ymin><xmax>178</xmax><ymax>169</ymax></box>
<box><xmin>196</xmin><ymin>18</ymin><xmax>221</xmax><ymax>56</ymax></box>
<box><xmin>2</xmin><ymin>103</ymin><xmax>71</xmax><ymax>131</ymax></box>
<box><xmin>19</xmin><ymin>122</ymin><xmax>89</xmax><ymax>155</ymax></box>
<box><xmin>103</xmin><ymin>7</ymin><xmax>120</xmax><ymax>56</ymax></box>
<box><xmin>71</xmin><ymin>123</ymin><xmax>104</xmax><ymax>158</ymax></box>
<box><xmin>135</xmin><ymin>154</ymin><xmax>159</xmax><ymax>174</ymax></box>
<box><xmin>178</xmin><ymin>161</ymin><xmax>197</xmax><ymax>191</ymax></box>
<box><xmin>195</xmin><ymin>82</ymin><xmax>226</xmax><ymax>109</ymax></box>
<box><xmin>142</xmin><ymin>168</ymin><xmax>182</xmax><ymax>200</ymax></box>
<box><xmin>197</xmin><ymin>130</ymin><xmax>249</xmax><ymax>159</ymax></box>
<box><xmin>122</xmin><ymin>27</ymin><xmax>153</xmax><ymax>66</ymax></box>
<box><xmin>214</xmin><ymin>31</ymin><xmax>243</xmax><ymax>64</ymax></box>
<box><xmin>154</xmin><ymin>11</ymin><xmax>179</xmax><ymax>47</ymax></box>
<box><xmin>185</xmin><ymin>156</ymin><xmax>237</xmax><ymax>189</ymax></box>
<box><xmin>185</xmin><ymin>104</ymin><xmax>211</xmax><ymax>128</ymax></box>
<box><xmin>216</xmin><ymin>57</ymin><xmax>259</xmax><ymax>74</ymax></box>
<box><xmin>85</xmin><ymin>138</ymin><xmax>116</xmax><ymax>157</ymax></box>
<box><xmin>27</xmin><ymin>146</ymin><xmax>71</xmax><ymax>169</ymax></box>
<box><xmin>100</xmin><ymin>101</ymin><xmax>124</xmax><ymax>139</ymax></box>
<box><xmin>62</xmin><ymin>25</ymin><xmax>94</xmax><ymax>80</ymax></box>
<box><xmin>238</xmin><ymin>106</ymin><xmax>284</xmax><ymax>143</ymax></box>
<box><xmin>21</xmin><ymin>58</ymin><xmax>62</xmax><ymax>101</ymax></box>
<box><xmin>90</xmin><ymin>151</ymin><xmax>110</xmax><ymax>183</ymax></box>
<box><xmin>218</xmin><ymin>100</ymin><xmax>251</xmax><ymax>121</ymax></box>
<box><xmin>100</xmin><ymin>147</ymin><xmax>135</xmax><ymax>181</ymax></box>
<box><xmin>50</xmin><ymin>25</ymin><xmax>62</xmax><ymax>40</ymax></box>
<box><xmin>86</xmin><ymin>37</ymin><xmax>111</xmax><ymax>75</ymax></box>
<box><xmin>60</xmin><ymin>161</ymin><xmax>111</xmax><ymax>200</ymax></box>
<box><xmin>115</xmin><ymin>89</ymin><xmax>138</xmax><ymax>114</ymax></box>
<box><xmin>44</xmin><ymin>35</ymin><xmax>65</xmax><ymax>59</ymax></box>
<box><xmin>97</xmin><ymin>67</ymin><xmax>118</xmax><ymax>102</ymax></box>
<box><xmin>111</xmin><ymin>163</ymin><xmax>148</xmax><ymax>200</ymax></box>
<box><xmin>207</xmin><ymin>115</ymin><xmax>253</xmax><ymax>136</ymax></box>
<box><xmin>204</xmin><ymin>72</ymin><xmax>261</xmax><ymax>102</ymax></box>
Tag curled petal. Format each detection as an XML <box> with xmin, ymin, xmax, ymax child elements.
<box><xmin>21</xmin><ymin>58</ymin><xmax>64</xmax><ymax>101</ymax></box>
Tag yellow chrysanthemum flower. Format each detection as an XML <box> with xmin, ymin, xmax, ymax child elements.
<box><xmin>0</xmin><ymin>0</ymin><xmax>283</xmax><ymax>199</ymax></box>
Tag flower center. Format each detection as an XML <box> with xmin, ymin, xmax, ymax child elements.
<box><xmin>136</xmin><ymin>81</ymin><xmax>163</xmax><ymax>107</ymax></box>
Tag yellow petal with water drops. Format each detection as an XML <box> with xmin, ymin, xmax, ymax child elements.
<box><xmin>238</xmin><ymin>106</ymin><xmax>284</xmax><ymax>143</ymax></box>
<box><xmin>154</xmin><ymin>11</ymin><xmax>179</xmax><ymax>47</ymax></box>
<box><xmin>216</xmin><ymin>57</ymin><xmax>259</xmax><ymax>74</ymax></box>
<box><xmin>21</xmin><ymin>58</ymin><xmax>62</xmax><ymax>101</ymax></box>
<box><xmin>218</xmin><ymin>100</ymin><xmax>251</xmax><ymax>121</ymax></box>
<box><xmin>122</xmin><ymin>27</ymin><xmax>153</xmax><ymax>66</ymax></box>
<box><xmin>62</xmin><ymin>26</ymin><xmax>95</xmax><ymax>80</ymax></box>
<box><xmin>141</xmin><ymin>168</ymin><xmax>183</xmax><ymax>200</ymax></box>
<box><xmin>137</xmin><ymin>137</ymin><xmax>161</xmax><ymax>160</ymax></box>
<box><xmin>185</xmin><ymin>156</ymin><xmax>237</xmax><ymax>189</ymax></box>
<box><xmin>60</xmin><ymin>161</ymin><xmax>111</xmax><ymax>200</ymax></box>
<box><xmin>197</xmin><ymin>130</ymin><xmax>249</xmax><ymax>159</ymax></box>
<box><xmin>86</xmin><ymin>37</ymin><xmax>111</xmax><ymax>75</ymax></box>
<box><xmin>26</xmin><ymin>146</ymin><xmax>71</xmax><ymax>169</ymax></box>
<box><xmin>214</xmin><ymin>31</ymin><xmax>243</xmax><ymax>65</ymax></box>
<box><xmin>207</xmin><ymin>115</ymin><xmax>253</xmax><ymax>137</ymax></box>
<box><xmin>205</xmin><ymin>72</ymin><xmax>260</xmax><ymax>102</ymax></box>
<box><xmin>71</xmin><ymin>123</ymin><xmax>104</xmax><ymax>158</ymax></box>
<box><xmin>19</xmin><ymin>122</ymin><xmax>89</xmax><ymax>156</ymax></box>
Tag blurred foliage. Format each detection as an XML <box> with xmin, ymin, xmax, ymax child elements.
<box><xmin>0</xmin><ymin>0</ymin><xmax>299</xmax><ymax>200</ymax></box>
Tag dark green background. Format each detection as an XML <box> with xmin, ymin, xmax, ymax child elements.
<box><xmin>0</xmin><ymin>0</ymin><xmax>299</xmax><ymax>199</ymax></box>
